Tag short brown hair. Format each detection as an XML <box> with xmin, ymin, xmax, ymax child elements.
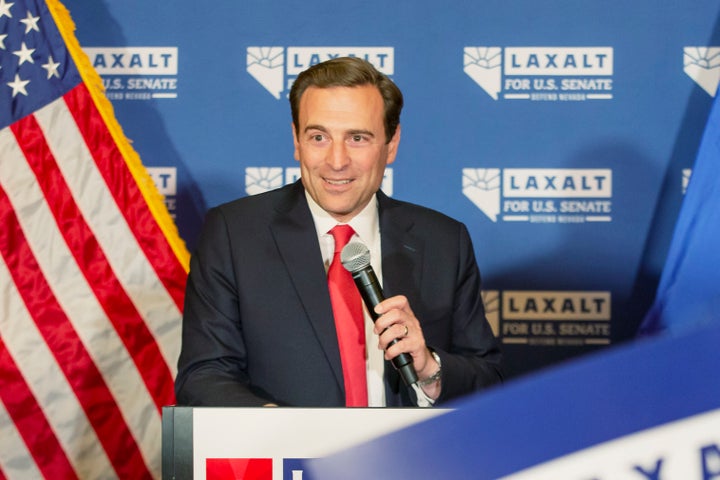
<box><xmin>289</xmin><ymin>57</ymin><xmax>403</xmax><ymax>143</ymax></box>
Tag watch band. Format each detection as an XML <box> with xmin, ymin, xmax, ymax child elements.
<box><xmin>417</xmin><ymin>350</ymin><xmax>442</xmax><ymax>386</ymax></box>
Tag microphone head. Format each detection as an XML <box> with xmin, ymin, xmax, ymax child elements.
<box><xmin>340</xmin><ymin>242</ymin><xmax>371</xmax><ymax>273</ymax></box>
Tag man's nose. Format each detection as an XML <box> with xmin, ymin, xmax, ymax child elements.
<box><xmin>327</xmin><ymin>141</ymin><xmax>350</xmax><ymax>169</ymax></box>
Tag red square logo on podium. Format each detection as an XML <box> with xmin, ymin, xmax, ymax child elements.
<box><xmin>206</xmin><ymin>458</ymin><xmax>272</xmax><ymax>480</ymax></box>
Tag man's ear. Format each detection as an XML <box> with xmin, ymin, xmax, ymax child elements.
<box><xmin>292</xmin><ymin>122</ymin><xmax>300</xmax><ymax>161</ymax></box>
<box><xmin>386</xmin><ymin>124</ymin><xmax>401</xmax><ymax>165</ymax></box>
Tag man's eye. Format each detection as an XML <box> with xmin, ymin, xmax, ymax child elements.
<box><xmin>310</xmin><ymin>134</ymin><xmax>325</xmax><ymax>142</ymax></box>
<box><xmin>347</xmin><ymin>135</ymin><xmax>369</xmax><ymax>145</ymax></box>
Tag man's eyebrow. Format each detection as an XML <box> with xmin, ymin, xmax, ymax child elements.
<box><xmin>347</xmin><ymin>129</ymin><xmax>375</xmax><ymax>138</ymax></box>
<box><xmin>303</xmin><ymin>125</ymin><xmax>376</xmax><ymax>138</ymax></box>
<box><xmin>303</xmin><ymin>124</ymin><xmax>329</xmax><ymax>133</ymax></box>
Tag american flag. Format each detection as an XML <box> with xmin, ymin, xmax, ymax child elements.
<box><xmin>0</xmin><ymin>0</ymin><xmax>189</xmax><ymax>478</ymax></box>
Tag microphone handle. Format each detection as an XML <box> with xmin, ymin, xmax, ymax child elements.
<box><xmin>350</xmin><ymin>268</ymin><xmax>419</xmax><ymax>386</ymax></box>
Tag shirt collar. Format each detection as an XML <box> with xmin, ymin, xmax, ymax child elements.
<box><xmin>305</xmin><ymin>190</ymin><xmax>380</xmax><ymax>246</ymax></box>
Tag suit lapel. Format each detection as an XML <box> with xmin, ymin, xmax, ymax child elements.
<box><xmin>378</xmin><ymin>192</ymin><xmax>423</xmax><ymax>400</ymax></box>
<box><xmin>269</xmin><ymin>182</ymin><xmax>344</xmax><ymax>392</ymax></box>
<box><xmin>378</xmin><ymin>191</ymin><xmax>423</xmax><ymax>305</ymax></box>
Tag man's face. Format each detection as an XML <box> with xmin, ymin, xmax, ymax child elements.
<box><xmin>293</xmin><ymin>85</ymin><xmax>400</xmax><ymax>223</ymax></box>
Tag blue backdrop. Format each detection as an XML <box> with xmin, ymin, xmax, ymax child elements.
<box><xmin>63</xmin><ymin>0</ymin><xmax>720</xmax><ymax>379</ymax></box>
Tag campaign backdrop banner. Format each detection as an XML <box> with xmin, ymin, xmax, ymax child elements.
<box><xmin>61</xmin><ymin>0</ymin><xmax>720</xmax><ymax>378</ymax></box>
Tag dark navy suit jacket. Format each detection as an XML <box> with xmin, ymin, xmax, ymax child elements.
<box><xmin>175</xmin><ymin>181</ymin><xmax>502</xmax><ymax>406</ymax></box>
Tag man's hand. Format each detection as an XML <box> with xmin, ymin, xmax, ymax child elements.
<box><xmin>373</xmin><ymin>295</ymin><xmax>442</xmax><ymax>398</ymax></box>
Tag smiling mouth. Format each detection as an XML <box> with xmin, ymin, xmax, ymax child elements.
<box><xmin>325</xmin><ymin>178</ymin><xmax>352</xmax><ymax>185</ymax></box>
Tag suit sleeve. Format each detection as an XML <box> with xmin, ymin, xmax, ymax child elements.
<box><xmin>175</xmin><ymin>207</ymin><xmax>272</xmax><ymax>407</ymax></box>
<box><xmin>429</xmin><ymin>223</ymin><xmax>503</xmax><ymax>404</ymax></box>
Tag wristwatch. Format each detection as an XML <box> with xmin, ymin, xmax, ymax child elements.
<box><xmin>417</xmin><ymin>350</ymin><xmax>442</xmax><ymax>386</ymax></box>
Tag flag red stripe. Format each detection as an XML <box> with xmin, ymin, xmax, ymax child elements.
<box><xmin>63</xmin><ymin>84</ymin><xmax>187</xmax><ymax>311</ymax></box>
<box><xmin>0</xmin><ymin>335</ymin><xmax>78</xmax><ymax>480</ymax></box>
<box><xmin>10</xmin><ymin>114</ymin><xmax>175</xmax><ymax>412</ymax></box>
<box><xmin>0</xmin><ymin>185</ymin><xmax>153</xmax><ymax>479</ymax></box>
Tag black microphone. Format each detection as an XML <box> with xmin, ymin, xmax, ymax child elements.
<box><xmin>341</xmin><ymin>242</ymin><xmax>418</xmax><ymax>386</ymax></box>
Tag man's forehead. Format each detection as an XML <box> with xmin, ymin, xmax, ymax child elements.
<box><xmin>297</xmin><ymin>85</ymin><xmax>384</xmax><ymax>127</ymax></box>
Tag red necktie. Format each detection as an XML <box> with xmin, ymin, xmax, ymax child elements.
<box><xmin>327</xmin><ymin>225</ymin><xmax>368</xmax><ymax>407</ymax></box>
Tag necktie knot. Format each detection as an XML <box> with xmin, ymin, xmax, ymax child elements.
<box><xmin>330</xmin><ymin>224</ymin><xmax>355</xmax><ymax>255</ymax></box>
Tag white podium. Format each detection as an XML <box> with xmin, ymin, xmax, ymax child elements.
<box><xmin>162</xmin><ymin>406</ymin><xmax>448</xmax><ymax>480</ymax></box>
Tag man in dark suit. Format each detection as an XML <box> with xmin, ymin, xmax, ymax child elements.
<box><xmin>175</xmin><ymin>57</ymin><xmax>502</xmax><ymax>407</ymax></box>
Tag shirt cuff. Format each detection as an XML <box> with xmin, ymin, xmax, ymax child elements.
<box><xmin>411</xmin><ymin>383</ymin><xmax>436</xmax><ymax>407</ymax></box>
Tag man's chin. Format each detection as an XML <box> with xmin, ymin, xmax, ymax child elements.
<box><xmin>319</xmin><ymin>201</ymin><xmax>358</xmax><ymax>223</ymax></box>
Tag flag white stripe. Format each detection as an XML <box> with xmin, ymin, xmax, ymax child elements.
<box><xmin>0</xmin><ymin>126</ymin><xmax>161</xmax><ymax>477</ymax></box>
<box><xmin>0</xmin><ymin>254</ymin><xmax>112</xmax><ymax>479</ymax></box>
<box><xmin>0</xmin><ymin>399</ymin><xmax>44</xmax><ymax>480</ymax></box>
<box><xmin>35</xmin><ymin>98</ymin><xmax>182</xmax><ymax>375</ymax></box>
